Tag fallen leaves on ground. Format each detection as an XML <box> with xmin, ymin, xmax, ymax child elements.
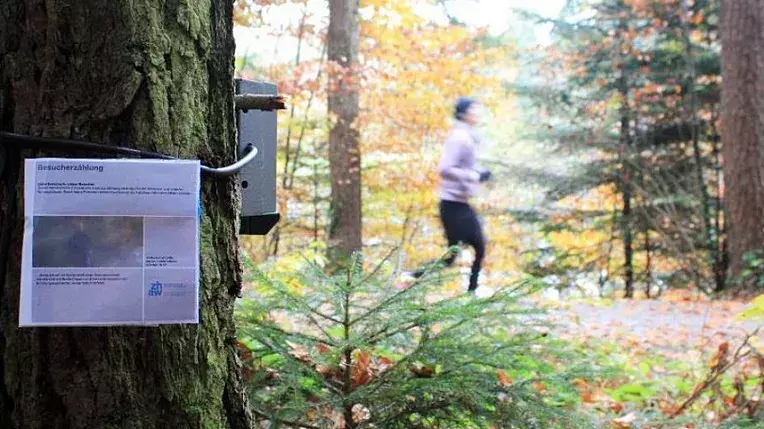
<box><xmin>536</xmin><ymin>295</ymin><xmax>763</xmax><ymax>424</ymax></box>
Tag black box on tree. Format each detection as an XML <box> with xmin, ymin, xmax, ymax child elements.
<box><xmin>235</xmin><ymin>78</ymin><xmax>280</xmax><ymax>235</ymax></box>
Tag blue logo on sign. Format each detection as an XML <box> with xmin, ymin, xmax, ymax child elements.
<box><xmin>148</xmin><ymin>281</ymin><xmax>163</xmax><ymax>297</ymax></box>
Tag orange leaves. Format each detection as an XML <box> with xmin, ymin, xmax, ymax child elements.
<box><xmin>286</xmin><ymin>343</ymin><xmax>396</xmax><ymax>390</ymax></box>
<box><xmin>497</xmin><ymin>369</ymin><xmax>513</xmax><ymax>387</ymax></box>
<box><xmin>581</xmin><ymin>391</ymin><xmax>596</xmax><ymax>404</ymax></box>
<box><xmin>351</xmin><ymin>350</ymin><xmax>373</xmax><ymax>388</ymax></box>
<box><xmin>237</xmin><ymin>0</ymin><xmax>512</xmax><ymax>262</ymax></box>
<box><xmin>349</xmin><ymin>349</ymin><xmax>394</xmax><ymax>388</ymax></box>
<box><xmin>571</xmin><ymin>377</ymin><xmax>599</xmax><ymax>404</ymax></box>
<box><xmin>642</xmin><ymin>82</ymin><xmax>661</xmax><ymax>94</ymax></box>
<box><xmin>237</xmin><ymin>340</ymin><xmax>255</xmax><ymax>380</ymax></box>
<box><xmin>409</xmin><ymin>361</ymin><xmax>436</xmax><ymax>378</ymax></box>
<box><xmin>707</xmin><ymin>341</ymin><xmax>729</xmax><ymax>371</ymax></box>
<box><xmin>624</xmin><ymin>0</ymin><xmax>648</xmax><ymax>9</ymax></box>
<box><xmin>691</xmin><ymin>12</ymin><xmax>705</xmax><ymax>25</ymax></box>
<box><xmin>690</xmin><ymin>29</ymin><xmax>704</xmax><ymax>43</ymax></box>
<box><xmin>358</xmin><ymin>0</ymin><xmax>508</xmax><ymax>146</ymax></box>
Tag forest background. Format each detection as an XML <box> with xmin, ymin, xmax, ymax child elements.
<box><xmin>232</xmin><ymin>0</ymin><xmax>763</xmax><ymax>427</ymax></box>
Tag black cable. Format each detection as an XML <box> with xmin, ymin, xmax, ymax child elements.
<box><xmin>0</xmin><ymin>131</ymin><xmax>257</xmax><ymax>177</ymax></box>
<box><xmin>0</xmin><ymin>132</ymin><xmax>176</xmax><ymax>159</ymax></box>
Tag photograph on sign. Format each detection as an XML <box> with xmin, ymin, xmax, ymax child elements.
<box><xmin>19</xmin><ymin>158</ymin><xmax>200</xmax><ymax>327</ymax></box>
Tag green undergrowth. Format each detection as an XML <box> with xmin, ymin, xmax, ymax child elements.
<box><xmin>234</xmin><ymin>250</ymin><xmax>598</xmax><ymax>428</ymax></box>
<box><xmin>566</xmin><ymin>329</ymin><xmax>763</xmax><ymax>428</ymax></box>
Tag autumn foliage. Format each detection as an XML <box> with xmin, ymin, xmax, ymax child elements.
<box><xmin>231</xmin><ymin>0</ymin><xmax>763</xmax><ymax>427</ymax></box>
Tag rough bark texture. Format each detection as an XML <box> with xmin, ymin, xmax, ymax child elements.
<box><xmin>327</xmin><ymin>0</ymin><xmax>361</xmax><ymax>264</ymax></box>
<box><xmin>721</xmin><ymin>0</ymin><xmax>764</xmax><ymax>293</ymax></box>
<box><xmin>0</xmin><ymin>1</ymin><xmax>254</xmax><ymax>428</ymax></box>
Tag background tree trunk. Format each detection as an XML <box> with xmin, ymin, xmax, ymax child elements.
<box><xmin>721</xmin><ymin>0</ymin><xmax>764</xmax><ymax>294</ymax></box>
<box><xmin>0</xmin><ymin>1</ymin><xmax>254</xmax><ymax>428</ymax></box>
<box><xmin>617</xmin><ymin>73</ymin><xmax>635</xmax><ymax>299</ymax></box>
<box><xmin>327</xmin><ymin>0</ymin><xmax>362</xmax><ymax>264</ymax></box>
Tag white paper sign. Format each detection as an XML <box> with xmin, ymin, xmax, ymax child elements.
<box><xmin>19</xmin><ymin>158</ymin><xmax>201</xmax><ymax>326</ymax></box>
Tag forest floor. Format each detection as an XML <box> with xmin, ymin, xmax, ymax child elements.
<box><xmin>541</xmin><ymin>295</ymin><xmax>760</xmax><ymax>355</ymax></box>
<box><xmin>525</xmin><ymin>291</ymin><xmax>763</xmax><ymax>428</ymax></box>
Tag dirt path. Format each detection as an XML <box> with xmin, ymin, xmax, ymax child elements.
<box><xmin>539</xmin><ymin>298</ymin><xmax>762</xmax><ymax>355</ymax></box>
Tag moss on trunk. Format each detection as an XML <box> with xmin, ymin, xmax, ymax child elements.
<box><xmin>0</xmin><ymin>1</ymin><xmax>254</xmax><ymax>428</ymax></box>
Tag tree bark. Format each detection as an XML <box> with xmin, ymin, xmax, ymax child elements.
<box><xmin>683</xmin><ymin>0</ymin><xmax>717</xmax><ymax>291</ymax></box>
<box><xmin>0</xmin><ymin>1</ymin><xmax>254</xmax><ymax>428</ymax></box>
<box><xmin>618</xmin><ymin>75</ymin><xmax>635</xmax><ymax>299</ymax></box>
<box><xmin>327</xmin><ymin>0</ymin><xmax>362</xmax><ymax>265</ymax></box>
<box><xmin>721</xmin><ymin>0</ymin><xmax>764</xmax><ymax>294</ymax></box>
<box><xmin>644</xmin><ymin>230</ymin><xmax>652</xmax><ymax>299</ymax></box>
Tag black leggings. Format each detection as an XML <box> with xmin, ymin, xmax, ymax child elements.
<box><xmin>414</xmin><ymin>200</ymin><xmax>486</xmax><ymax>290</ymax></box>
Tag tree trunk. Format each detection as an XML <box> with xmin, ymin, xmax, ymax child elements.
<box><xmin>683</xmin><ymin>0</ymin><xmax>718</xmax><ymax>289</ymax></box>
<box><xmin>645</xmin><ymin>230</ymin><xmax>652</xmax><ymax>299</ymax></box>
<box><xmin>0</xmin><ymin>1</ymin><xmax>254</xmax><ymax>428</ymax></box>
<box><xmin>327</xmin><ymin>0</ymin><xmax>362</xmax><ymax>265</ymax></box>
<box><xmin>618</xmin><ymin>76</ymin><xmax>635</xmax><ymax>299</ymax></box>
<box><xmin>721</xmin><ymin>0</ymin><xmax>764</xmax><ymax>294</ymax></box>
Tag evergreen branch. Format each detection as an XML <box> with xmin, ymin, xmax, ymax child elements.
<box><xmin>372</xmin><ymin>399</ymin><xmax>458</xmax><ymax>427</ymax></box>
<box><xmin>359</xmin><ymin>331</ymin><xmax>442</xmax><ymax>397</ymax></box>
<box><xmin>348</xmin><ymin>272</ymin><xmax>431</xmax><ymax>327</ymax></box>
<box><xmin>366</xmin><ymin>320</ymin><xmax>424</xmax><ymax>345</ymax></box>
<box><xmin>250</xmin><ymin>408</ymin><xmax>321</xmax><ymax>429</ymax></box>
<box><xmin>440</xmin><ymin>335</ymin><xmax>558</xmax><ymax>374</ymax></box>
<box><xmin>357</xmin><ymin>246</ymin><xmax>398</xmax><ymax>288</ymax></box>
<box><xmin>241</xmin><ymin>254</ymin><xmax>590</xmax><ymax>427</ymax></box>
<box><xmin>305</xmin><ymin>311</ymin><xmax>343</xmax><ymax>343</ymax></box>
<box><xmin>254</xmin><ymin>268</ymin><xmax>344</xmax><ymax>326</ymax></box>
<box><xmin>250</xmin><ymin>408</ymin><xmax>319</xmax><ymax>429</ymax></box>
<box><xmin>252</xmin><ymin>335</ymin><xmax>345</xmax><ymax>396</ymax></box>
<box><xmin>252</xmin><ymin>322</ymin><xmax>338</xmax><ymax>348</ymax></box>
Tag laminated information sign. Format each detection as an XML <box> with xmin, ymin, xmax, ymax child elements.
<box><xmin>19</xmin><ymin>158</ymin><xmax>200</xmax><ymax>326</ymax></box>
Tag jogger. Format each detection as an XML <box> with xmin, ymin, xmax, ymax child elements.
<box><xmin>408</xmin><ymin>96</ymin><xmax>491</xmax><ymax>292</ymax></box>
<box><xmin>413</xmin><ymin>200</ymin><xmax>486</xmax><ymax>290</ymax></box>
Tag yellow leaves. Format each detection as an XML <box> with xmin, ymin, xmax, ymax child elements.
<box><xmin>359</xmin><ymin>0</ymin><xmax>509</xmax><ymax>141</ymax></box>
<box><xmin>736</xmin><ymin>293</ymin><xmax>764</xmax><ymax>321</ymax></box>
<box><xmin>233</xmin><ymin>0</ymin><xmax>256</xmax><ymax>26</ymax></box>
<box><xmin>689</xmin><ymin>30</ymin><xmax>704</xmax><ymax>43</ymax></box>
<box><xmin>548</xmin><ymin>230</ymin><xmax>607</xmax><ymax>257</ymax></box>
<box><xmin>238</xmin><ymin>0</ymin><xmax>513</xmax><ymax>263</ymax></box>
<box><xmin>751</xmin><ymin>337</ymin><xmax>764</xmax><ymax>355</ymax></box>
<box><xmin>572</xmin><ymin>377</ymin><xmax>588</xmax><ymax>389</ymax></box>
<box><xmin>361</xmin><ymin>0</ymin><xmax>386</xmax><ymax>7</ymax></box>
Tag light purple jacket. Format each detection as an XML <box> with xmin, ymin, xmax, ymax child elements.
<box><xmin>437</xmin><ymin>120</ymin><xmax>486</xmax><ymax>203</ymax></box>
